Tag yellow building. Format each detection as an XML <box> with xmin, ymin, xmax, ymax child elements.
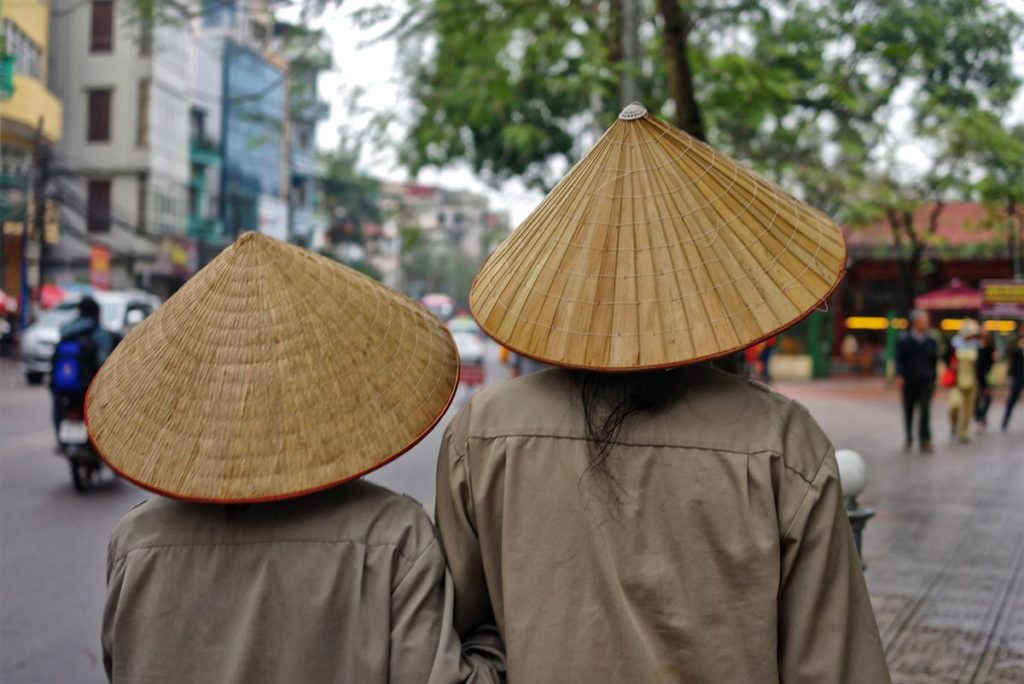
<box><xmin>1</xmin><ymin>0</ymin><xmax>63</xmax><ymax>303</ymax></box>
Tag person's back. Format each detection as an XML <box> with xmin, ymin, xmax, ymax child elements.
<box><xmin>90</xmin><ymin>234</ymin><xmax>505</xmax><ymax>684</ymax></box>
<box><xmin>105</xmin><ymin>481</ymin><xmax>482</xmax><ymax>683</ymax></box>
<box><xmin>437</xmin><ymin>366</ymin><xmax>889</xmax><ymax>683</ymax></box>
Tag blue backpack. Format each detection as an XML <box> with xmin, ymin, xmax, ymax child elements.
<box><xmin>52</xmin><ymin>333</ymin><xmax>99</xmax><ymax>393</ymax></box>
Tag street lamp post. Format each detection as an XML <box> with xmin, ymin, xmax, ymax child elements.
<box><xmin>836</xmin><ymin>449</ymin><xmax>876</xmax><ymax>567</ymax></box>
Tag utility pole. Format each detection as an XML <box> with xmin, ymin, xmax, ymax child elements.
<box><xmin>33</xmin><ymin>125</ymin><xmax>51</xmax><ymax>300</ymax></box>
<box><xmin>19</xmin><ymin>179</ymin><xmax>30</xmax><ymax>331</ymax></box>
<box><xmin>619</xmin><ymin>0</ymin><xmax>641</xmax><ymax>105</ymax></box>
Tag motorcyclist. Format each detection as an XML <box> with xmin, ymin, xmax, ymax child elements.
<box><xmin>50</xmin><ymin>296</ymin><xmax>117</xmax><ymax>445</ymax></box>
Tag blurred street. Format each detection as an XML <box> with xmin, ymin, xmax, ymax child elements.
<box><xmin>0</xmin><ymin>346</ymin><xmax>507</xmax><ymax>684</ymax></box>
<box><xmin>1</xmin><ymin>352</ymin><xmax>1021</xmax><ymax>683</ymax></box>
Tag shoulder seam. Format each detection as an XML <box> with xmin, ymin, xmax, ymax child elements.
<box><xmin>391</xmin><ymin>538</ymin><xmax>439</xmax><ymax>597</ymax></box>
<box><xmin>465</xmin><ymin>432</ymin><xmax>766</xmax><ymax>457</ymax></box>
<box><xmin>113</xmin><ymin>538</ymin><xmax>416</xmax><ymax>566</ymax></box>
<box><xmin>781</xmin><ymin>447</ymin><xmax>833</xmax><ymax>539</ymax></box>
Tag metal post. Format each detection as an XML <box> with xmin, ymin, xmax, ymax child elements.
<box><xmin>846</xmin><ymin>496</ymin><xmax>876</xmax><ymax>568</ymax></box>
<box><xmin>885</xmin><ymin>310</ymin><xmax>898</xmax><ymax>381</ymax></box>
<box><xmin>34</xmin><ymin>134</ymin><xmax>50</xmax><ymax>298</ymax></box>
<box><xmin>19</xmin><ymin>181</ymin><xmax>31</xmax><ymax>331</ymax></box>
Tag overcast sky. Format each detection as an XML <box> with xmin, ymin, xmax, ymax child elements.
<box><xmin>305</xmin><ymin>0</ymin><xmax>1024</xmax><ymax>227</ymax></box>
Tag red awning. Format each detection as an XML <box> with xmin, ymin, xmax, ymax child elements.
<box><xmin>914</xmin><ymin>279</ymin><xmax>982</xmax><ymax>311</ymax></box>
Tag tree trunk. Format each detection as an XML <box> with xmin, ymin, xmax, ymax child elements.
<box><xmin>657</xmin><ymin>0</ymin><xmax>706</xmax><ymax>140</ymax></box>
<box><xmin>886</xmin><ymin>208</ymin><xmax>921</xmax><ymax>313</ymax></box>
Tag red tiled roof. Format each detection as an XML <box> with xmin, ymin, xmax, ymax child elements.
<box><xmin>842</xmin><ymin>202</ymin><xmax>1019</xmax><ymax>249</ymax></box>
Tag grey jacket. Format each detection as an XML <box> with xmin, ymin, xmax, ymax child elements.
<box><xmin>103</xmin><ymin>480</ymin><xmax>505</xmax><ymax>683</ymax></box>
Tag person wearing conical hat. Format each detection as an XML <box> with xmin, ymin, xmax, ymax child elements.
<box><xmin>91</xmin><ymin>233</ymin><xmax>505</xmax><ymax>683</ymax></box>
<box><xmin>945</xmin><ymin>318</ymin><xmax>981</xmax><ymax>444</ymax></box>
<box><xmin>434</xmin><ymin>104</ymin><xmax>890</xmax><ymax>683</ymax></box>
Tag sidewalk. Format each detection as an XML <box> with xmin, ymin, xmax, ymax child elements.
<box><xmin>777</xmin><ymin>378</ymin><xmax>1023</xmax><ymax>684</ymax></box>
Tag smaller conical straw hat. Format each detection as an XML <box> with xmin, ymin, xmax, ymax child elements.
<box><xmin>86</xmin><ymin>232</ymin><xmax>459</xmax><ymax>503</ymax></box>
<box><xmin>471</xmin><ymin>102</ymin><xmax>847</xmax><ymax>370</ymax></box>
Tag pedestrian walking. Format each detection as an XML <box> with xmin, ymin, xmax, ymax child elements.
<box><xmin>946</xmin><ymin>319</ymin><xmax>981</xmax><ymax>444</ymax></box>
<box><xmin>89</xmin><ymin>233</ymin><xmax>504</xmax><ymax>684</ymax></box>
<box><xmin>1002</xmin><ymin>333</ymin><xmax>1023</xmax><ymax>431</ymax></box>
<box><xmin>974</xmin><ymin>329</ymin><xmax>996</xmax><ymax>429</ymax></box>
<box><xmin>895</xmin><ymin>310</ymin><xmax>938</xmax><ymax>453</ymax></box>
<box><xmin>436</xmin><ymin>103</ymin><xmax>890</xmax><ymax>683</ymax></box>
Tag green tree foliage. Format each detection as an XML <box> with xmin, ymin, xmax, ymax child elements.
<box><xmin>361</xmin><ymin>0</ymin><xmax>1021</xmax><ymax>309</ymax></box>
<box><xmin>318</xmin><ymin>139</ymin><xmax>382</xmax><ymax>246</ymax></box>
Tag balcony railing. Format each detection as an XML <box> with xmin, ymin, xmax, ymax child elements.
<box><xmin>187</xmin><ymin>215</ymin><xmax>225</xmax><ymax>240</ymax></box>
<box><xmin>1</xmin><ymin>55</ymin><xmax>14</xmax><ymax>100</ymax></box>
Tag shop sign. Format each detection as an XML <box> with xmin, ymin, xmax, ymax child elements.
<box><xmin>90</xmin><ymin>244</ymin><xmax>112</xmax><ymax>291</ymax></box>
<box><xmin>160</xmin><ymin>236</ymin><xmax>198</xmax><ymax>279</ymax></box>
<box><xmin>981</xmin><ymin>279</ymin><xmax>1024</xmax><ymax>319</ymax></box>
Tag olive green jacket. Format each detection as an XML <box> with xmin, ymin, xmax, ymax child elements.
<box><xmin>435</xmin><ymin>366</ymin><xmax>891</xmax><ymax>684</ymax></box>
<box><xmin>103</xmin><ymin>481</ymin><xmax>505</xmax><ymax>683</ymax></box>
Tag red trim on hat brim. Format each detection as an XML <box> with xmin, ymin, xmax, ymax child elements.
<box><xmin>84</xmin><ymin>329</ymin><xmax>462</xmax><ymax>505</ymax></box>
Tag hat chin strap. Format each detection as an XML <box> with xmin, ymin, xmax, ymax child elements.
<box><xmin>619</xmin><ymin>102</ymin><xmax>648</xmax><ymax>120</ymax></box>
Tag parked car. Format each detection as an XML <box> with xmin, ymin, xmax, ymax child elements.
<box><xmin>20</xmin><ymin>290</ymin><xmax>161</xmax><ymax>385</ymax></box>
<box><xmin>448</xmin><ymin>316</ymin><xmax>485</xmax><ymax>368</ymax></box>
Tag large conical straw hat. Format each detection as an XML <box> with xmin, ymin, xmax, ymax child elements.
<box><xmin>86</xmin><ymin>232</ymin><xmax>459</xmax><ymax>503</ymax></box>
<box><xmin>471</xmin><ymin>102</ymin><xmax>846</xmax><ymax>370</ymax></box>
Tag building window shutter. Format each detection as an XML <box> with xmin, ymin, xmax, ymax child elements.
<box><xmin>90</xmin><ymin>0</ymin><xmax>114</xmax><ymax>53</ymax></box>
<box><xmin>137</xmin><ymin>173</ymin><xmax>148</xmax><ymax>233</ymax></box>
<box><xmin>87</xmin><ymin>89</ymin><xmax>112</xmax><ymax>142</ymax></box>
<box><xmin>136</xmin><ymin>80</ymin><xmax>149</xmax><ymax>147</ymax></box>
<box><xmin>88</xmin><ymin>180</ymin><xmax>112</xmax><ymax>233</ymax></box>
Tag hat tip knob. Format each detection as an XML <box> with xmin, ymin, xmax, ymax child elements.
<box><xmin>619</xmin><ymin>102</ymin><xmax>647</xmax><ymax>120</ymax></box>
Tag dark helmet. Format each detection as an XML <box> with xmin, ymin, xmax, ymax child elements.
<box><xmin>79</xmin><ymin>296</ymin><xmax>100</xmax><ymax>321</ymax></box>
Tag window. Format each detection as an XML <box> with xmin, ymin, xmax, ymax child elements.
<box><xmin>87</xmin><ymin>180</ymin><xmax>112</xmax><ymax>233</ymax></box>
<box><xmin>136</xmin><ymin>80</ymin><xmax>149</xmax><ymax>147</ymax></box>
<box><xmin>87</xmin><ymin>89</ymin><xmax>112</xmax><ymax>142</ymax></box>
<box><xmin>190</xmin><ymin>107</ymin><xmax>207</xmax><ymax>141</ymax></box>
<box><xmin>138</xmin><ymin>18</ymin><xmax>152</xmax><ymax>56</ymax></box>
<box><xmin>3</xmin><ymin>19</ymin><xmax>42</xmax><ymax>80</ymax></box>
<box><xmin>90</xmin><ymin>0</ymin><xmax>114</xmax><ymax>53</ymax></box>
<box><xmin>202</xmin><ymin>0</ymin><xmax>236</xmax><ymax>28</ymax></box>
<box><xmin>137</xmin><ymin>173</ymin><xmax>148</xmax><ymax>232</ymax></box>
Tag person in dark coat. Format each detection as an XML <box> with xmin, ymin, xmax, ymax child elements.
<box><xmin>1002</xmin><ymin>333</ymin><xmax>1023</xmax><ymax>432</ymax></box>
<box><xmin>974</xmin><ymin>329</ymin><xmax>996</xmax><ymax>429</ymax></box>
<box><xmin>895</xmin><ymin>309</ymin><xmax>938</xmax><ymax>453</ymax></box>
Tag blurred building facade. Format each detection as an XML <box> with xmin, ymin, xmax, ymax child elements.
<box><xmin>1</xmin><ymin>0</ymin><xmax>63</xmax><ymax>304</ymax></box>
<box><xmin>48</xmin><ymin>0</ymin><xmax>193</xmax><ymax>290</ymax></box>
<box><xmin>775</xmin><ymin>202</ymin><xmax>1022</xmax><ymax>379</ymax></box>
<box><xmin>274</xmin><ymin>21</ymin><xmax>330</xmax><ymax>249</ymax></box>
<box><xmin>368</xmin><ymin>181</ymin><xmax>510</xmax><ymax>294</ymax></box>
<box><xmin>192</xmin><ymin>1</ymin><xmax>285</xmax><ymax>251</ymax></box>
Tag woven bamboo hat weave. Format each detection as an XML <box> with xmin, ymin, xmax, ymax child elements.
<box><xmin>85</xmin><ymin>232</ymin><xmax>459</xmax><ymax>503</ymax></box>
<box><xmin>471</xmin><ymin>102</ymin><xmax>847</xmax><ymax>370</ymax></box>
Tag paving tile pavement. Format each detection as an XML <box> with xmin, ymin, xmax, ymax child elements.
<box><xmin>777</xmin><ymin>379</ymin><xmax>1023</xmax><ymax>684</ymax></box>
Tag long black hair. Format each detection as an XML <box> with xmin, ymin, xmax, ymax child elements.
<box><xmin>571</xmin><ymin>366</ymin><xmax>690</xmax><ymax>499</ymax></box>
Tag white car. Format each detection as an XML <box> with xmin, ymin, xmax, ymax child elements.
<box><xmin>20</xmin><ymin>290</ymin><xmax>161</xmax><ymax>385</ymax></box>
<box><xmin>451</xmin><ymin>331</ymin><xmax>485</xmax><ymax>366</ymax></box>
<box><xmin>448</xmin><ymin>316</ymin><xmax>485</xmax><ymax>366</ymax></box>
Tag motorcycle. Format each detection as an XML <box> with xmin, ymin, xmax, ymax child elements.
<box><xmin>55</xmin><ymin>395</ymin><xmax>108</xmax><ymax>492</ymax></box>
